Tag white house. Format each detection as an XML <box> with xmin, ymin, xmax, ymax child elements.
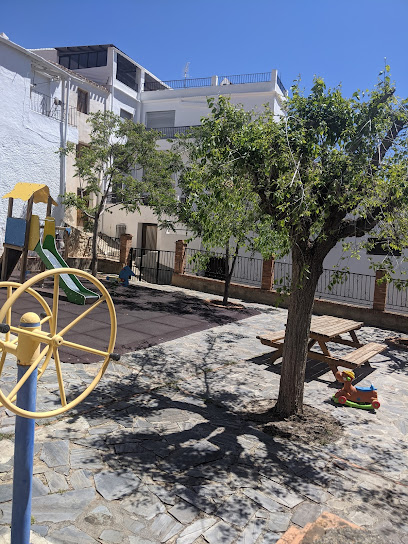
<box><xmin>0</xmin><ymin>33</ymin><xmax>78</xmax><ymax>232</ymax></box>
<box><xmin>31</xmin><ymin>43</ymin><xmax>286</xmax><ymax>252</ymax></box>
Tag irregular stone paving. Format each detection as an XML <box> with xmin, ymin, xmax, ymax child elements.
<box><xmin>0</xmin><ymin>283</ymin><xmax>408</xmax><ymax>543</ymax></box>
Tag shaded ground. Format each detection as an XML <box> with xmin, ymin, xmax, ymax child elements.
<box><xmin>0</xmin><ymin>279</ymin><xmax>258</xmax><ymax>363</ymax></box>
<box><xmin>0</xmin><ymin>282</ymin><xmax>407</xmax><ymax>543</ymax></box>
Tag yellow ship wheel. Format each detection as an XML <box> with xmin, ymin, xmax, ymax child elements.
<box><xmin>0</xmin><ymin>268</ymin><xmax>118</xmax><ymax>419</ymax></box>
<box><xmin>0</xmin><ymin>281</ymin><xmax>54</xmax><ymax>403</ymax></box>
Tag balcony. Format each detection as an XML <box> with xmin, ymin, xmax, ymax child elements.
<box><xmin>144</xmin><ymin>72</ymin><xmax>286</xmax><ymax>95</ymax></box>
<box><xmin>30</xmin><ymin>91</ymin><xmax>77</xmax><ymax>127</ymax></box>
<box><xmin>148</xmin><ymin>126</ymin><xmax>200</xmax><ymax>139</ymax></box>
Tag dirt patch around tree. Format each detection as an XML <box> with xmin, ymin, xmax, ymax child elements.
<box><xmin>242</xmin><ymin>400</ymin><xmax>343</xmax><ymax>446</ymax></box>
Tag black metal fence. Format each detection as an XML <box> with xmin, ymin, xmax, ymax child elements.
<box><xmin>144</xmin><ymin>72</ymin><xmax>279</xmax><ymax>91</ymax></box>
<box><xmin>153</xmin><ymin>126</ymin><xmax>200</xmax><ymax>139</ymax></box>
<box><xmin>274</xmin><ymin>262</ymin><xmax>376</xmax><ymax>307</ymax></box>
<box><xmin>185</xmin><ymin>248</ymin><xmax>263</xmax><ymax>287</ymax></box>
<box><xmin>129</xmin><ymin>248</ymin><xmax>175</xmax><ymax>285</ymax></box>
<box><xmin>144</xmin><ymin>77</ymin><xmax>212</xmax><ymax>91</ymax></box>
<box><xmin>386</xmin><ymin>280</ymin><xmax>408</xmax><ymax>312</ymax></box>
<box><xmin>118</xmin><ymin>242</ymin><xmax>408</xmax><ymax>313</ymax></box>
<box><xmin>218</xmin><ymin>72</ymin><xmax>272</xmax><ymax>85</ymax></box>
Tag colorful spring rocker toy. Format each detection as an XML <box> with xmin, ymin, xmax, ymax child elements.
<box><xmin>332</xmin><ymin>369</ymin><xmax>380</xmax><ymax>410</ymax></box>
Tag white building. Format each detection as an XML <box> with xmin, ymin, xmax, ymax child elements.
<box><xmin>0</xmin><ymin>33</ymin><xmax>78</xmax><ymax>232</ymax></box>
<box><xmin>30</xmin><ymin>43</ymin><xmax>286</xmax><ymax>252</ymax></box>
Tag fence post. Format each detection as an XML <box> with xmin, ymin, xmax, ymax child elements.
<box><xmin>373</xmin><ymin>269</ymin><xmax>388</xmax><ymax>311</ymax></box>
<box><xmin>261</xmin><ymin>257</ymin><xmax>275</xmax><ymax>291</ymax></box>
<box><xmin>119</xmin><ymin>234</ymin><xmax>133</xmax><ymax>266</ymax></box>
<box><xmin>156</xmin><ymin>250</ymin><xmax>161</xmax><ymax>283</ymax></box>
<box><xmin>174</xmin><ymin>240</ymin><xmax>187</xmax><ymax>274</ymax></box>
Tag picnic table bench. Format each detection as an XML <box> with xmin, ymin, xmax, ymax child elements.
<box><xmin>257</xmin><ymin>315</ymin><xmax>387</xmax><ymax>377</ymax></box>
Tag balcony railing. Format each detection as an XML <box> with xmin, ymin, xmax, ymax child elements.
<box><xmin>30</xmin><ymin>91</ymin><xmax>77</xmax><ymax>127</ymax></box>
<box><xmin>218</xmin><ymin>72</ymin><xmax>272</xmax><ymax>85</ymax></box>
<box><xmin>144</xmin><ymin>72</ymin><xmax>286</xmax><ymax>93</ymax></box>
<box><xmin>148</xmin><ymin>125</ymin><xmax>200</xmax><ymax>139</ymax></box>
<box><xmin>144</xmin><ymin>77</ymin><xmax>212</xmax><ymax>91</ymax></box>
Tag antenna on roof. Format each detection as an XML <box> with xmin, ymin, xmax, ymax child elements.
<box><xmin>183</xmin><ymin>62</ymin><xmax>190</xmax><ymax>88</ymax></box>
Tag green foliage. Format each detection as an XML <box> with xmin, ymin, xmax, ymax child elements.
<box><xmin>62</xmin><ymin>111</ymin><xmax>180</xmax><ymax>226</ymax></box>
<box><xmin>61</xmin><ymin>111</ymin><xmax>181</xmax><ymax>274</ymax></box>
<box><xmin>174</xmin><ymin>97</ymin><xmax>279</xmax><ymax>302</ymax></box>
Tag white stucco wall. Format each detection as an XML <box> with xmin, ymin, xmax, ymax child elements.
<box><xmin>0</xmin><ymin>40</ymin><xmax>78</xmax><ymax>240</ymax></box>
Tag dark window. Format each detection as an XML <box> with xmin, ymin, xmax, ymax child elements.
<box><xmin>97</xmin><ymin>50</ymin><xmax>107</xmax><ymax>66</ymax></box>
<box><xmin>116</xmin><ymin>54</ymin><xmax>138</xmax><ymax>91</ymax></box>
<box><xmin>70</xmin><ymin>54</ymin><xmax>79</xmax><ymax>70</ymax></box>
<box><xmin>367</xmin><ymin>238</ymin><xmax>402</xmax><ymax>257</ymax></box>
<box><xmin>88</xmin><ymin>51</ymin><xmax>97</xmax><ymax>67</ymax></box>
<box><xmin>58</xmin><ymin>49</ymin><xmax>108</xmax><ymax>70</ymax></box>
<box><xmin>120</xmin><ymin>109</ymin><xmax>132</xmax><ymax>120</ymax></box>
<box><xmin>77</xmin><ymin>89</ymin><xmax>88</xmax><ymax>114</ymax></box>
<box><xmin>59</xmin><ymin>55</ymin><xmax>69</xmax><ymax>68</ymax></box>
<box><xmin>78</xmin><ymin>53</ymin><xmax>88</xmax><ymax>69</ymax></box>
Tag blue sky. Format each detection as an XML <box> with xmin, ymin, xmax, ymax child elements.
<box><xmin>2</xmin><ymin>0</ymin><xmax>408</xmax><ymax>98</ymax></box>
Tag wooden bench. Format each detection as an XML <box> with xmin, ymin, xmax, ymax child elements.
<box><xmin>257</xmin><ymin>329</ymin><xmax>387</xmax><ymax>374</ymax></box>
<box><xmin>256</xmin><ymin>330</ymin><xmax>285</xmax><ymax>346</ymax></box>
<box><xmin>340</xmin><ymin>342</ymin><xmax>387</xmax><ymax>368</ymax></box>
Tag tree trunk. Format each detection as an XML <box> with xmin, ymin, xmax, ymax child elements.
<box><xmin>90</xmin><ymin>212</ymin><xmax>100</xmax><ymax>277</ymax></box>
<box><xmin>273</xmin><ymin>244</ymin><xmax>324</xmax><ymax>417</ymax></box>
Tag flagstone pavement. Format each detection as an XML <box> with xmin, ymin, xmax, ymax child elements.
<box><xmin>0</xmin><ymin>282</ymin><xmax>408</xmax><ymax>544</ymax></box>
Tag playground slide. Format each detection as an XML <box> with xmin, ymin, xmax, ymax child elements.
<box><xmin>30</xmin><ymin>216</ymin><xmax>99</xmax><ymax>305</ymax></box>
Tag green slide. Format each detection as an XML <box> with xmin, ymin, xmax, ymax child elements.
<box><xmin>34</xmin><ymin>235</ymin><xmax>99</xmax><ymax>305</ymax></box>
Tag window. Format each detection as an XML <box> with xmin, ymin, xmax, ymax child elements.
<box><xmin>116</xmin><ymin>54</ymin><xmax>138</xmax><ymax>91</ymax></box>
<box><xmin>145</xmin><ymin>110</ymin><xmax>175</xmax><ymax>129</ymax></box>
<box><xmin>77</xmin><ymin>89</ymin><xmax>88</xmax><ymax>114</ymax></box>
<box><xmin>58</xmin><ymin>49</ymin><xmax>107</xmax><ymax>70</ymax></box>
<box><xmin>116</xmin><ymin>224</ymin><xmax>127</xmax><ymax>238</ymax></box>
<box><xmin>367</xmin><ymin>238</ymin><xmax>402</xmax><ymax>257</ymax></box>
<box><xmin>120</xmin><ymin>109</ymin><xmax>133</xmax><ymax>120</ymax></box>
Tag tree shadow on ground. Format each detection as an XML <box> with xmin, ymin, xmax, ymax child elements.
<box><xmin>58</xmin><ymin>332</ymin><xmax>408</xmax><ymax>542</ymax></box>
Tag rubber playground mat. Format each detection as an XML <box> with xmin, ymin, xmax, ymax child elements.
<box><xmin>0</xmin><ymin>278</ymin><xmax>259</xmax><ymax>364</ymax></box>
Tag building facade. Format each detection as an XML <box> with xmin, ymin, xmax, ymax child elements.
<box><xmin>30</xmin><ymin>42</ymin><xmax>286</xmax><ymax>252</ymax></box>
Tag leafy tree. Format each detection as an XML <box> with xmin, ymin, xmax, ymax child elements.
<box><xmin>62</xmin><ymin>111</ymin><xmax>180</xmax><ymax>275</ymax></box>
<box><xmin>182</xmin><ymin>75</ymin><xmax>408</xmax><ymax>417</ymax></box>
<box><xmin>175</xmin><ymin>97</ymin><xmax>276</xmax><ymax>305</ymax></box>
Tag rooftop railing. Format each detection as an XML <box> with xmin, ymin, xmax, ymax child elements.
<box><xmin>144</xmin><ymin>72</ymin><xmax>286</xmax><ymax>94</ymax></box>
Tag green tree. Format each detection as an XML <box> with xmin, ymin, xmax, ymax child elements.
<box><xmin>182</xmin><ymin>75</ymin><xmax>408</xmax><ymax>417</ymax></box>
<box><xmin>62</xmin><ymin>111</ymin><xmax>180</xmax><ymax>276</ymax></box>
<box><xmin>176</xmin><ymin>97</ymin><xmax>276</xmax><ymax>305</ymax></box>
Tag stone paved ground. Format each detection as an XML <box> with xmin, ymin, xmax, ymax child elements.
<box><xmin>1</xmin><ymin>283</ymin><xmax>408</xmax><ymax>543</ymax></box>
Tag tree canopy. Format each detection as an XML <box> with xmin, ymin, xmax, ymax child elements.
<box><xmin>62</xmin><ymin>111</ymin><xmax>180</xmax><ymax>275</ymax></box>
<box><xmin>179</xmin><ymin>74</ymin><xmax>408</xmax><ymax>416</ymax></box>
<box><xmin>175</xmin><ymin>97</ymin><xmax>277</xmax><ymax>304</ymax></box>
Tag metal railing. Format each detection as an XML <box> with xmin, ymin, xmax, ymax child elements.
<box><xmin>386</xmin><ymin>280</ymin><xmax>408</xmax><ymax>312</ymax></box>
<box><xmin>129</xmin><ymin>248</ymin><xmax>175</xmax><ymax>285</ymax></box>
<box><xmin>144</xmin><ymin>77</ymin><xmax>212</xmax><ymax>91</ymax></box>
<box><xmin>274</xmin><ymin>262</ymin><xmax>375</xmax><ymax>306</ymax></box>
<box><xmin>144</xmin><ymin>72</ymin><xmax>280</xmax><ymax>92</ymax></box>
<box><xmin>30</xmin><ymin>91</ymin><xmax>77</xmax><ymax>127</ymax></box>
<box><xmin>150</xmin><ymin>125</ymin><xmax>200</xmax><ymax>139</ymax></box>
<box><xmin>97</xmin><ymin>233</ymin><xmax>120</xmax><ymax>260</ymax></box>
<box><xmin>218</xmin><ymin>72</ymin><xmax>272</xmax><ymax>85</ymax></box>
<box><xmin>316</xmin><ymin>269</ymin><xmax>375</xmax><ymax>306</ymax></box>
<box><xmin>185</xmin><ymin>248</ymin><xmax>263</xmax><ymax>287</ymax></box>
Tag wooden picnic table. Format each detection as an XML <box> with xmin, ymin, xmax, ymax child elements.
<box><xmin>257</xmin><ymin>315</ymin><xmax>387</xmax><ymax>377</ymax></box>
